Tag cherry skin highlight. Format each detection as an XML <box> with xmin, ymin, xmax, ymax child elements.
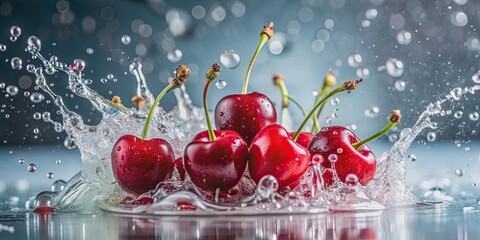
<box><xmin>184</xmin><ymin>130</ymin><xmax>248</xmax><ymax>192</ymax></box>
<box><xmin>214</xmin><ymin>92</ymin><xmax>277</xmax><ymax>145</ymax></box>
<box><xmin>249</xmin><ymin>124</ymin><xmax>310</xmax><ymax>188</ymax></box>
<box><xmin>308</xmin><ymin>126</ymin><xmax>376</xmax><ymax>186</ymax></box>
<box><xmin>111</xmin><ymin>135</ymin><xmax>175</xmax><ymax>196</ymax></box>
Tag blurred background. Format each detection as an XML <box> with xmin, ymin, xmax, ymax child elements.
<box><xmin>0</xmin><ymin>0</ymin><xmax>479</xmax><ymax>190</ymax></box>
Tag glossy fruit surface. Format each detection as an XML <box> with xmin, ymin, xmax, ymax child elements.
<box><xmin>308</xmin><ymin>126</ymin><xmax>376</xmax><ymax>186</ymax></box>
<box><xmin>214</xmin><ymin>92</ymin><xmax>277</xmax><ymax>144</ymax></box>
<box><xmin>184</xmin><ymin>130</ymin><xmax>248</xmax><ymax>192</ymax></box>
<box><xmin>111</xmin><ymin>135</ymin><xmax>175</xmax><ymax>196</ymax></box>
<box><xmin>249</xmin><ymin>124</ymin><xmax>310</xmax><ymax>188</ymax></box>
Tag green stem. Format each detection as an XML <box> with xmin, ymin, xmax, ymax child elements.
<box><xmin>203</xmin><ymin>80</ymin><xmax>216</xmax><ymax>141</ymax></box>
<box><xmin>352</xmin><ymin>121</ymin><xmax>397</xmax><ymax>149</ymax></box>
<box><xmin>292</xmin><ymin>88</ymin><xmax>342</xmax><ymax>141</ymax></box>
<box><xmin>141</xmin><ymin>83</ymin><xmax>175</xmax><ymax>140</ymax></box>
<box><xmin>241</xmin><ymin>34</ymin><xmax>270</xmax><ymax>94</ymax></box>
<box><xmin>287</xmin><ymin>96</ymin><xmax>307</xmax><ymax>117</ymax></box>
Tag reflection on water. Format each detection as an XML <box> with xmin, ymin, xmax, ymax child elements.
<box><xmin>1</xmin><ymin>205</ymin><xmax>480</xmax><ymax>239</ymax></box>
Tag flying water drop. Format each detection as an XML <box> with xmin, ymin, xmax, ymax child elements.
<box><xmin>215</xmin><ymin>79</ymin><xmax>227</xmax><ymax>90</ymax></box>
<box><xmin>386</xmin><ymin>58</ymin><xmax>404</xmax><ymax>77</ymax></box>
<box><xmin>220</xmin><ymin>50</ymin><xmax>241</xmax><ymax>69</ymax></box>
<box><xmin>10</xmin><ymin>57</ymin><xmax>23</xmax><ymax>70</ymax></box>
<box><xmin>397</xmin><ymin>30</ymin><xmax>412</xmax><ymax>45</ymax></box>
<box><xmin>347</xmin><ymin>53</ymin><xmax>362</xmax><ymax>67</ymax></box>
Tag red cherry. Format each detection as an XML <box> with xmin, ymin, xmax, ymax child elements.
<box><xmin>308</xmin><ymin>126</ymin><xmax>376</xmax><ymax>186</ymax></box>
<box><xmin>174</xmin><ymin>156</ymin><xmax>186</xmax><ymax>181</ymax></box>
<box><xmin>134</xmin><ymin>196</ymin><xmax>154</xmax><ymax>205</ymax></box>
<box><xmin>214</xmin><ymin>92</ymin><xmax>277</xmax><ymax>144</ymax></box>
<box><xmin>288</xmin><ymin>132</ymin><xmax>314</xmax><ymax>149</ymax></box>
<box><xmin>33</xmin><ymin>206</ymin><xmax>55</xmax><ymax>214</ymax></box>
<box><xmin>184</xmin><ymin>130</ymin><xmax>248</xmax><ymax>192</ymax></box>
<box><xmin>249</xmin><ymin>124</ymin><xmax>310</xmax><ymax>188</ymax></box>
<box><xmin>111</xmin><ymin>135</ymin><xmax>175</xmax><ymax>196</ymax></box>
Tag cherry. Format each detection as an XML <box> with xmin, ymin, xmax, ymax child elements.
<box><xmin>33</xmin><ymin>206</ymin><xmax>55</xmax><ymax>214</ymax></box>
<box><xmin>249</xmin><ymin>124</ymin><xmax>310</xmax><ymax>188</ymax></box>
<box><xmin>174</xmin><ymin>156</ymin><xmax>186</xmax><ymax>181</ymax></box>
<box><xmin>308</xmin><ymin>110</ymin><xmax>401</xmax><ymax>186</ymax></box>
<box><xmin>111</xmin><ymin>65</ymin><xmax>190</xmax><ymax>196</ymax></box>
<box><xmin>249</xmin><ymin>79</ymin><xmax>362</xmax><ymax>188</ymax></box>
<box><xmin>184</xmin><ymin>64</ymin><xmax>248</xmax><ymax>193</ymax></box>
<box><xmin>214</xmin><ymin>23</ymin><xmax>277</xmax><ymax>144</ymax></box>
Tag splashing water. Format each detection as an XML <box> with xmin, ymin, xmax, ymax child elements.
<box><xmin>4</xmin><ymin>33</ymin><xmax>480</xmax><ymax>215</ymax></box>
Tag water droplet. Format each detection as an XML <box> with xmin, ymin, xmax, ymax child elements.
<box><xmin>51</xmin><ymin>180</ymin><xmax>67</xmax><ymax>192</ymax></box>
<box><xmin>386</xmin><ymin>58</ymin><xmax>404</xmax><ymax>77</ymax></box>
<box><xmin>364</xmin><ymin>106</ymin><xmax>379</xmax><ymax>118</ymax></box>
<box><xmin>41</xmin><ymin>112</ymin><xmax>51</xmax><ymax>122</ymax></box>
<box><xmin>330</xmin><ymin>97</ymin><xmax>340</xmax><ymax>106</ymax></box>
<box><xmin>28</xmin><ymin>163</ymin><xmax>37</xmax><ymax>173</ymax></box>
<box><xmin>449</xmin><ymin>87</ymin><xmax>463</xmax><ymax>100</ymax></box>
<box><xmin>100</xmin><ymin>78</ymin><xmax>108</xmax><ymax>83</ymax></box>
<box><xmin>73</xmin><ymin>59</ymin><xmax>85</xmax><ymax>71</ymax></box>
<box><xmin>18</xmin><ymin>159</ymin><xmax>25</xmax><ymax>164</ymax></box>
<box><xmin>33</xmin><ymin>112</ymin><xmax>41</xmax><ymax>120</ymax></box>
<box><xmin>347</xmin><ymin>53</ymin><xmax>362</xmax><ymax>67</ymax></box>
<box><xmin>311</xmin><ymin>154</ymin><xmax>324</xmax><ymax>165</ymax></box>
<box><xmin>34</xmin><ymin>191</ymin><xmax>54</xmax><ymax>208</ymax></box>
<box><xmin>328</xmin><ymin>154</ymin><xmax>338</xmax><ymax>163</ymax></box>
<box><xmin>121</xmin><ymin>35</ymin><xmax>131</xmax><ymax>45</ymax></box>
<box><xmin>469</xmin><ymin>112</ymin><xmax>479</xmax><ymax>121</ymax></box>
<box><xmin>325</xmin><ymin>117</ymin><xmax>333</xmax><ymax>124</ymax></box>
<box><xmin>257</xmin><ymin>175</ymin><xmax>279</xmax><ymax>199</ymax></box>
<box><xmin>10</xmin><ymin>57</ymin><xmax>23</xmax><ymax>70</ymax></box>
<box><xmin>472</xmin><ymin>71</ymin><xmax>480</xmax><ymax>84</ymax></box>
<box><xmin>450</xmin><ymin>11</ymin><xmax>468</xmax><ymax>27</ymax></box>
<box><xmin>0</xmin><ymin>44</ymin><xmax>6</xmax><ymax>52</ymax></box>
<box><xmin>107</xmin><ymin>74</ymin><xmax>114</xmax><ymax>80</ymax></box>
<box><xmin>30</xmin><ymin>92</ymin><xmax>45</xmax><ymax>103</ymax></box>
<box><xmin>426</xmin><ymin>131</ymin><xmax>436</xmax><ymax>142</ymax></box>
<box><xmin>312</xmin><ymin>90</ymin><xmax>319</xmax><ymax>96</ymax></box>
<box><xmin>455</xmin><ymin>169</ymin><xmax>463</xmax><ymax>177</ymax></box>
<box><xmin>345</xmin><ymin>174</ymin><xmax>359</xmax><ymax>187</ymax></box>
<box><xmin>454</xmin><ymin>111</ymin><xmax>463</xmax><ymax>119</ymax></box>
<box><xmin>394</xmin><ymin>80</ymin><xmax>406</xmax><ymax>91</ymax></box>
<box><xmin>33</xmin><ymin>128</ymin><xmax>39</xmax><ymax>134</ymax></box>
<box><xmin>408</xmin><ymin>154</ymin><xmax>417</xmax><ymax>162</ymax></box>
<box><xmin>365</xmin><ymin>8</ymin><xmax>378</xmax><ymax>20</ymax></box>
<box><xmin>47</xmin><ymin>172</ymin><xmax>54</xmax><ymax>179</ymax></box>
<box><xmin>356</xmin><ymin>67</ymin><xmax>369</xmax><ymax>78</ymax></box>
<box><xmin>215</xmin><ymin>79</ymin><xmax>227</xmax><ymax>90</ymax></box>
<box><xmin>361</xmin><ymin>20</ymin><xmax>371</xmax><ymax>28</ymax></box>
<box><xmin>10</xmin><ymin>26</ymin><xmax>21</xmax><ymax>39</ymax></box>
<box><xmin>6</xmin><ymin>85</ymin><xmax>18</xmax><ymax>96</ymax></box>
<box><xmin>167</xmin><ymin>49</ymin><xmax>183</xmax><ymax>63</ymax></box>
<box><xmin>397</xmin><ymin>30</ymin><xmax>412</xmax><ymax>45</ymax></box>
<box><xmin>346</xmin><ymin>124</ymin><xmax>357</xmax><ymax>131</ymax></box>
<box><xmin>388</xmin><ymin>133</ymin><xmax>398</xmax><ymax>143</ymax></box>
<box><xmin>219</xmin><ymin>49</ymin><xmax>241</xmax><ymax>69</ymax></box>
<box><xmin>64</xmin><ymin>136</ymin><xmax>76</xmax><ymax>150</ymax></box>
<box><xmin>27</xmin><ymin>35</ymin><xmax>42</xmax><ymax>52</ymax></box>
<box><xmin>336</xmin><ymin>148</ymin><xmax>343</xmax><ymax>154</ymax></box>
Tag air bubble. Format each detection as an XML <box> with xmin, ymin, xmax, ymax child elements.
<box><xmin>219</xmin><ymin>50</ymin><xmax>241</xmax><ymax>69</ymax></box>
<box><xmin>64</xmin><ymin>136</ymin><xmax>77</xmax><ymax>150</ymax></box>
<box><xmin>10</xmin><ymin>26</ymin><xmax>21</xmax><ymax>40</ymax></box>
<box><xmin>345</xmin><ymin>174</ymin><xmax>359</xmax><ymax>187</ymax></box>
<box><xmin>33</xmin><ymin>112</ymin><xmax>41</xmax><ymax>120</ymax></box>
<box><xmin>386</xmin><ymin>58</ymin><xmax>404</xmax><ymax>77</ymax></box>
<box><xmin>55</xmin><ymin>160</ymin><xmax>61</xmax><ymax>164</ymax></box>
<box><xmin>121</xmin><ymin>35</ymin><xmax>131</xmax><ymax>45</ymax></box>
<box><xmin>215</xmin><ymin>79</ymin><xmax>227</xmax><ymax>90</ymax></box>
<box><xmin>356</xmin><ymin>67</ymin><xmax>369</xmax><ymax>78</ymax></box>
<box><xmin>167</xmin><ymin>49</ymin><xmax>183</xmax><ymax>63</ymax></box>
<box><xmin>426</xmin><ymin>132</ymin><xmax>436</xmax><ymax>142</ymax></box>
<box><xmin>6</xmin><ymin>85</ymin><xmax>18</xmax><ymax>96</ymax></box>
<box><xmin>30</xmin><ymin>92</ymin><xmax>45</xmax><ymax>103</ymax></box>
<box><xmin>10</xmin><ymin>57</ymin><xmax>23</xmax><ymax>70</ymax></box>
<box><xmin>450</xmin><ymin>11</ymin><xmax>468</xmax><ymax>27</ymax></box>
<box><xmin>27</xmin><ymin>35</ymin><xmax>42</xmax><ymax>52</ymax></box>
<box><xmin>86</xmin><ymin>48</ymin><xmax>94</xmax><ymax>54</ymax></box>
<box><xmin>347</xmin><ymin>53</ymin><xmax>362</xmax><ymax>67</ymax></box>
<box><xmin>47</xmin><ymin>172</ymin><xmax>54</xmax><ymax>179</ymax></box>
<box><xmin>28</xmin><ymin>163</ymin><xmax>37</xmax><ymax>173</ymax></box>
<box><xmin>33</xmin><ymin>128</ymin><xmax>39</xmax><ymax>134</ymax></box>
<box><xmin>394</xmin><ymin>80</ymin><xmax>406</xmax><ymax>91</ymax></box>
<box><xmin>396</xmin><ymin>30</ymin><xmax>412</xmax><ymax>45</ymax></box>
<box><xmin>364</xmin><ymin>106</ymin><xmax>379</xmax><ymax>118</ymax></box>
<box><xmin>468</xmin><ymin>112</ymin><xmax>479</xmax><ymax>121</ymax></box>
<box><xmin>0</xmin><ymin>44</ymin><xmax>6</xmax><ymax>52</ymax></box>
<box><xmin>330</xmin><ymin>97</ymin><xmax>340</xmax><ymax>106</ymax></box>
<box><xmin>454</xmin><ymin>111</ymin><xmax>463</xmax><ymax>119</ymax></box>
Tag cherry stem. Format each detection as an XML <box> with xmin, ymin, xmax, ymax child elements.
<box><xmin>141</xmin><ymin>83</ymin><xmax>175</xmax><ymax>140</ymax></box>
<box><xmin>292</xmin><ymin>79</ymin><xmax>362</xmax><ymax>141</ymax></box>
<box><xmin>292</xmin><ymin>88</ymin><xmax>341</xmax><ymax>141</ymax></box>
<box><xmin>241</xmin><ymin>24</ymin><xmax>272</xmax><ymax>94</ymax></box>
<box><xmin>204</xmin><ymin>64</ymin><xmax>221</xmax><ymax>141</ymax></box>
<box><xmin>352</xmin><ymin>110</ymin><xmax>401</xmax><ymax>149</ymax></box>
